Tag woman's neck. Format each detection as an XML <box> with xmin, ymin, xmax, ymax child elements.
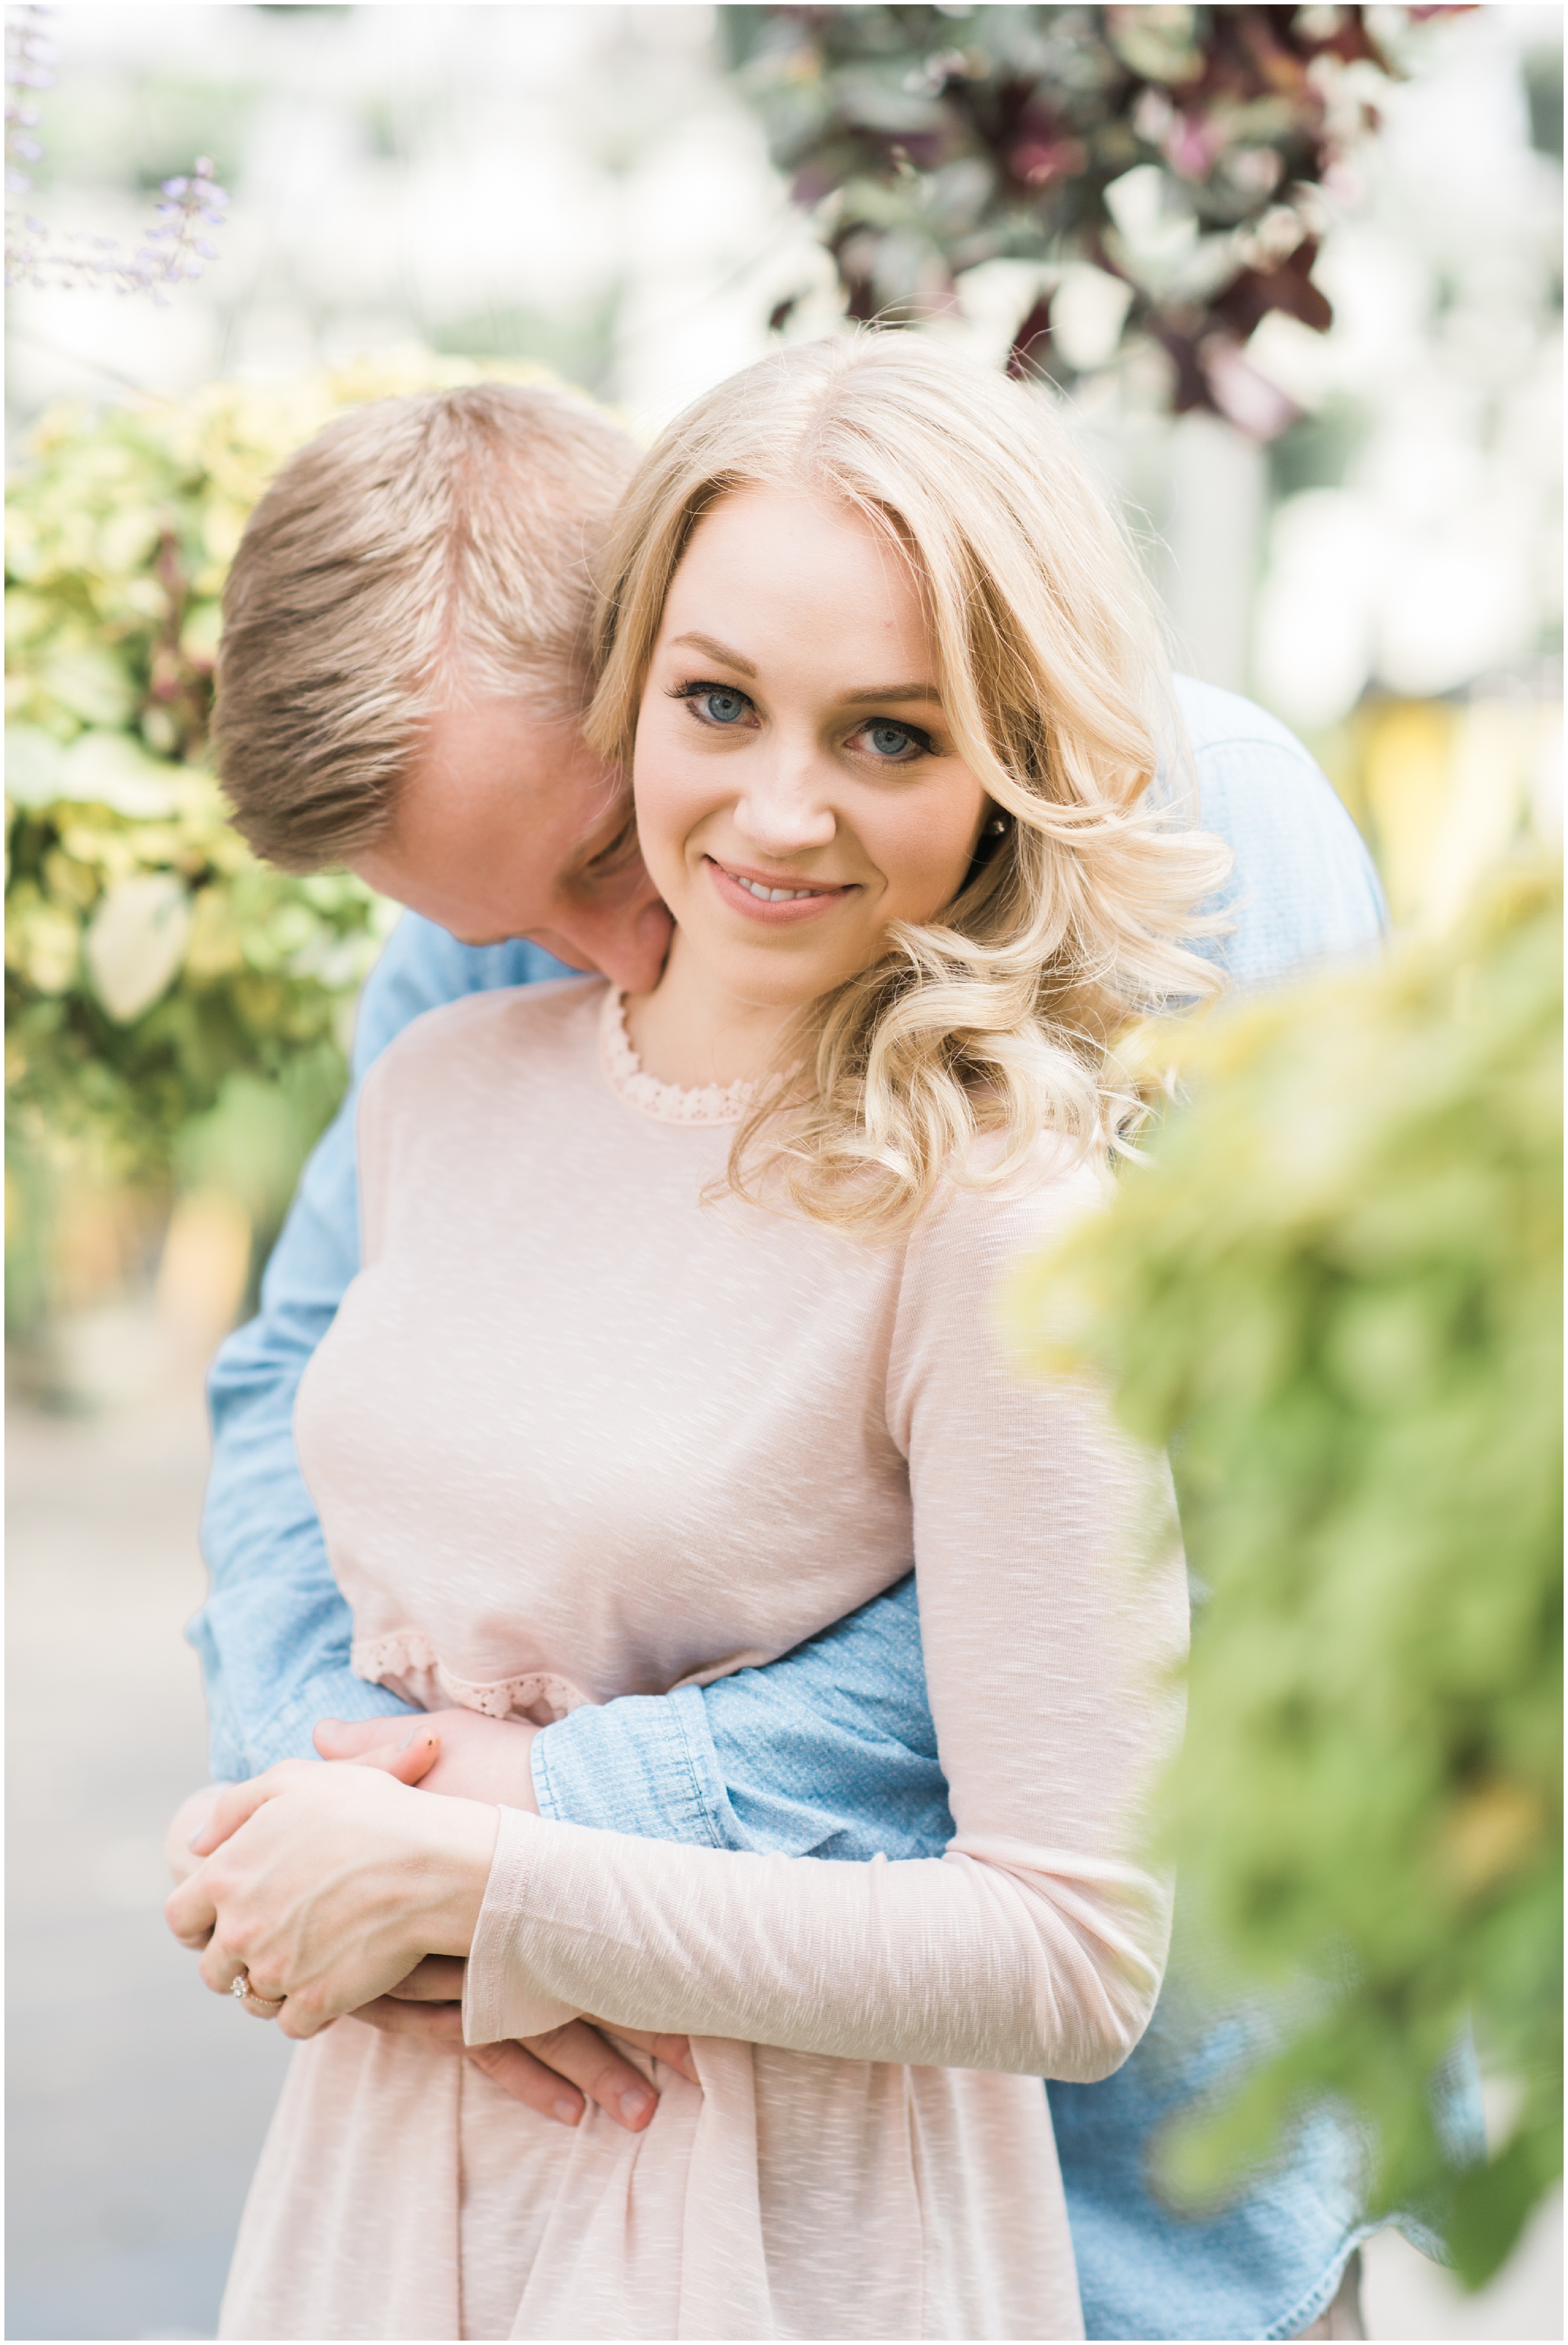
<box><xmin>624</xmin><ymin>929</ymin><xmax>797</xmax><ymax>1091</ymax></box>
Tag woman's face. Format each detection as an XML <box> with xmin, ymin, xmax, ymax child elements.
<box><xmin>633</xmin><ymin>486</ymin><xmax>991</xmax><ymax>1013</ymax></box>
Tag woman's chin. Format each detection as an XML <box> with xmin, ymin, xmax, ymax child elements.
<box><xmin>701</xmin><ymin>947</ymin><xmax>855</xmax><ymax>1018</ymax></box>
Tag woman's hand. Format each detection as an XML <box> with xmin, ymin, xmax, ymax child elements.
<box><xmin>314</xmin><ymin>1708</ymin><xmax>541</xmax><ymax>1809</ymax></box>
<box><xmin>164</xmin><ymin>1716</ymin><xmax>445</xmax><ymax>1895</ymax></box>
<box><xmin>165</xmin><ymin>1784</ymin><xmax>223</xmax><ymax>1886</ymax></box>
<box><xmin>164</xmin><ymin>1757</ymin><xmax>497</xmax><ymax>2038</ymax></box>
<box><xmin>167</xmin><ymin>1719</ymin><xmax>699</xmax><ymax>2116</ymax></box>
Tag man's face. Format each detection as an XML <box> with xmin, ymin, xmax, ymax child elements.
<box><xmin>352</xmin><ymin>697</ymin><xmax>672</xmax><ymax>994</ymax></box>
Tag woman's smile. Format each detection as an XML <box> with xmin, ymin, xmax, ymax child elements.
<box><xmin>704</xmin><ymin>853</ymin><xmax>858</xmax><ymax>923</ymax></box>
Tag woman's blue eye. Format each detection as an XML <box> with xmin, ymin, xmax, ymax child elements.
<box><xmin>866</xmin><ymin>722</ymin><xmax>918</xmax><ymax>760</ymax></box>
<box><xmin>699</xmin><ymin>689</ymin><xmax>748</xmax><ymax>725</ymax></box>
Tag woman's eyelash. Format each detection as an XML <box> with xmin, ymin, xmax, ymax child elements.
<box><xmin>667</xmin><ymin>682</ymin><xmax>935</xmax><ymax>760</ymax></box>
<box><xmin>668</xmin><ymin>679</ymin><xmax>751</xmax><ymax>710</ymax></box>
<box><xmin>857</xmin><ymin>720</ymin><xmax>934</xmax><ymax>758</ymax></box>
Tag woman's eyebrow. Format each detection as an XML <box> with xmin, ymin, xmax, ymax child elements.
<box><xmin>839</xmin><ymin>683</ymin><xmax>943</xmax><ymax>707</ymax></box>
<box><xmin>668</xmin><ymin>630</ymin><xmax>758</xmax><ymax>676</ymax></box>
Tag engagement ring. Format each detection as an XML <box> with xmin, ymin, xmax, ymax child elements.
<box><xmin>232</xmin><ymin>1971</ymin><xmax>285</xmax><ymax>2013</ymax></box>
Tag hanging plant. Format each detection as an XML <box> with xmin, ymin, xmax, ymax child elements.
<box><xmin>729</xmin><ymin>4</ymin><xmax>1473</xmax><ymax>433</ymax></box>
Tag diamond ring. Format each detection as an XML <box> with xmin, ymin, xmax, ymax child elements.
<box><xmin>231</xmin><ymin>1970</ymin><xmax>285</xmax><ymax>2013</ymax></box>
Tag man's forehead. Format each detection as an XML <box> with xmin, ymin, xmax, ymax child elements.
<box><xmin>410</xmin><ymin>698</ymin><xmax>618</xmax><ymax>804</ymax></box>
<box><xmin>413</xmin><ymin>694</ymin><xmax>571</xmax><ymax>770</ymax></box>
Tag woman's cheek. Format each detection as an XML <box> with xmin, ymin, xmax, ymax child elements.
<box><xmin>881</xmin><ymin>816</ymin><xmax>980</xmax><ymax>925</ymax></box>
<box><xmin>631</xmin><ymin>730</ymin><xmax>702</xmax><ymax>905</ymax></box>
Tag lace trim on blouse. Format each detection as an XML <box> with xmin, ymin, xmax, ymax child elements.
<box><xmin>598</xmin><ymin>986</ymin><xmax>757</xmax><ymax>1128</ymax></box>
<box><xmin>352</xmin><ymin>1629</ymin><xmax>592</xmax><ymax>1725</ymax></box>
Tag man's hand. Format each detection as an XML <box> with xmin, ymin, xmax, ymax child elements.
<box><xmin>314</xmin><ymin>1709</ymin><xmax>541</xmax><ymax>1809</ymax></box>
<box><xmin>165</xmin><ymin>1757</ymin><xmax>496</xmax><ymax>2036</ymax></box>
<box><xmin>352</xmin><ymin>1955</ymin><xmax>698</xmax><ymax>2130</ymax></box>
<box><xmin>319</xmin><ymin>1726</ymin><xmax>699</xmax><ymax>2125</ymax></box>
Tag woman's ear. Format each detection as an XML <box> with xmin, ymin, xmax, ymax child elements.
<box><xmin>960</xmin><ymin>806</ymin><xmax>1012</xmax><ymax>892</ymax></box>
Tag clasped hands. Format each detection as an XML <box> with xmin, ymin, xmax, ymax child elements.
<box><xmin>164</xmin><ymin>1708</ymin><xmax>696</xmax><ymax>2134</ymax></box>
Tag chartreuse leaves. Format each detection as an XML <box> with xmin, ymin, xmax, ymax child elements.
<box><xmin>1010</xmin><ymin>864</ymin><xmax>1562</xmax><ymax>2286</ymax></box>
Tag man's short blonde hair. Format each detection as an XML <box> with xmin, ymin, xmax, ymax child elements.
<box><xmin>214</xmin><ymin>383</ymin><xmax>637</xmax><ymax>871</ymax></box>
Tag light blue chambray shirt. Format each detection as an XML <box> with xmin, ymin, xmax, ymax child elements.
<box><xmin>190</xmin><ymin>679</ymin><xmax>1451</xmax><ymax>2341</ymax></box>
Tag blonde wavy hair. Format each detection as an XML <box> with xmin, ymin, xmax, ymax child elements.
<box><xmin>586</xmin><ymin>332</ymin><xmax>1232</xmax><ymax>1238</ymax></box>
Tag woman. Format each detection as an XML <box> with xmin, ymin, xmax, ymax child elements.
<box><xmin>173</xmin><ymin>332</ymin><xmax>1229</xmax><ymax>2341</ymax></box>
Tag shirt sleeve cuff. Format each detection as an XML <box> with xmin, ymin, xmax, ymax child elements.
<box><xmin>529</xmin><ymin>1685</ymin><xmax>733</xmax><ymax>1847</ymax></box>
<box><xmin>462</xmin><ymin>1804</ymin><xmax>580</xmax><ymax>2043</ymax></box>
<box><xmin>242</xmin><ymin>1667</ymin><xmax>416</xmax><ymax>1776</ymax></box>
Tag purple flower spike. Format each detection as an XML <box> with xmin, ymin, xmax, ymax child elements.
<box><xmin>5</xmin><ymin>6</ymin><xmax>228</xmax><ymax>304</ymax></box>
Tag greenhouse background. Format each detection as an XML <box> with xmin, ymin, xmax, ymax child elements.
<box><xmin>4</xmin><ymin>6</ymin><xmax>1561</xmax><ymax>2340</ymax></box>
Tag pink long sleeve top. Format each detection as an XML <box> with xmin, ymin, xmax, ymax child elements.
<box><xmin>221</xmin><ymin>977</ymin><xmax>1187</xmax><ymax>2343</ymax></box>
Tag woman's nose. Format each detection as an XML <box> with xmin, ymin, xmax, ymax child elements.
<box><xmin>730</xmin><ymin>747</ymin><xmax>837</xmax><ymax>856</ymax></box>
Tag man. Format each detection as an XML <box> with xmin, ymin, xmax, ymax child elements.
<box><xmin>189</xmin><ymin>379</ymin><xmax>1394</xmax><ymax>2340</ymax></box>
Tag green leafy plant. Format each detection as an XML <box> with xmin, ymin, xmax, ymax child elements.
<box><xmin>4</xmin><ymin>355</ymin><xmax>546</xmax><ymax>1312</ymax></box>
<box><xmin>1012</xmin><ymin>862</ymin><xmax>1562</xmax><ymax>2284</ymax></box>
<box><xmin>729</xmin><ymin>3</ymin><xmax>1469</xmax><ymax>432</ymax></box>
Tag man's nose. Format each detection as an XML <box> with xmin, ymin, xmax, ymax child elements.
<box><xmin>544</xmin><ymin>890</ymin><xmax>673</xmax><ymax>996</ymax></box>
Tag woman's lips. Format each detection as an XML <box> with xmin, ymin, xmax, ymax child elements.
<box><xmin>704</xmin><ymin>856</ymin><xmax>856</xmax><ymax>926</ymax></box>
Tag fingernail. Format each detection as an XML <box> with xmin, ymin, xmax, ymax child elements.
<box><xmin>554</xmin><ymin>2097</ymin><xmax>581</xmax><ymax>2125</ymax></box>
<box><xmin>186</xmin><ymin>1829</ymin><xmax>205</xmax><ymax>1848</ymax></box>
<box><xmin>619</xmin><ymin>2087</ymin><xmax>653</xmax><ymax>2125</ymax></box>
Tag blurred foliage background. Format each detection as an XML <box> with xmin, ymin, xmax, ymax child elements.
<box><xmin>1014</xmin><ymin>861</ymin><xmax>1561</xmax><ymax>2285</ymax></box>
<box><xmin>5</xmin><ymin>356</ymin><xmax>544</xmax><ymax>1385</ymax></box>
<box><xmin>729</xmin><ymin>4</ymin><xmax>1429</xmax><ymax>415</ymax></box>
<box><xmin>3</xmin><ymin>0</ymin><xmax>1562</xmax><ymax>2301</ymax></box>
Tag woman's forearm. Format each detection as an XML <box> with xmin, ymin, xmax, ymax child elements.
<box><xmin>464</xmin><ymin>1806</ymin><xmax>1169</xmax><ymax>2083</ymax></box>
<box><xmin>468</xmin><ymin>1171</ymin><xmax>1187</xmax><ymax>2085</ymax></box>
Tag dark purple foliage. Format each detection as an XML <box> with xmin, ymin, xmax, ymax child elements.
<box><xmin>728</xmin><ymin>4</ymin><xmax>1471</xmax><ymax>435</ymax></box>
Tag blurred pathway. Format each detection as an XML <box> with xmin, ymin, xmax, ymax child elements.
<box><xmin>5</xmin><ymin>1375</ymin><xmax>1560</xmax><ymax>2342</ymax></box>
<box><xmin>6</xmin><ymin>1386</ymin><xmax>289</xmax><ymax>2342</ymax></box>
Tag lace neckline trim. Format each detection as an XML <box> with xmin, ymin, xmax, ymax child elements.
<box><xmin>598</xmin><ymin>987</ymin><xmax>757</xmax><ymax>1128</ymax></box>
